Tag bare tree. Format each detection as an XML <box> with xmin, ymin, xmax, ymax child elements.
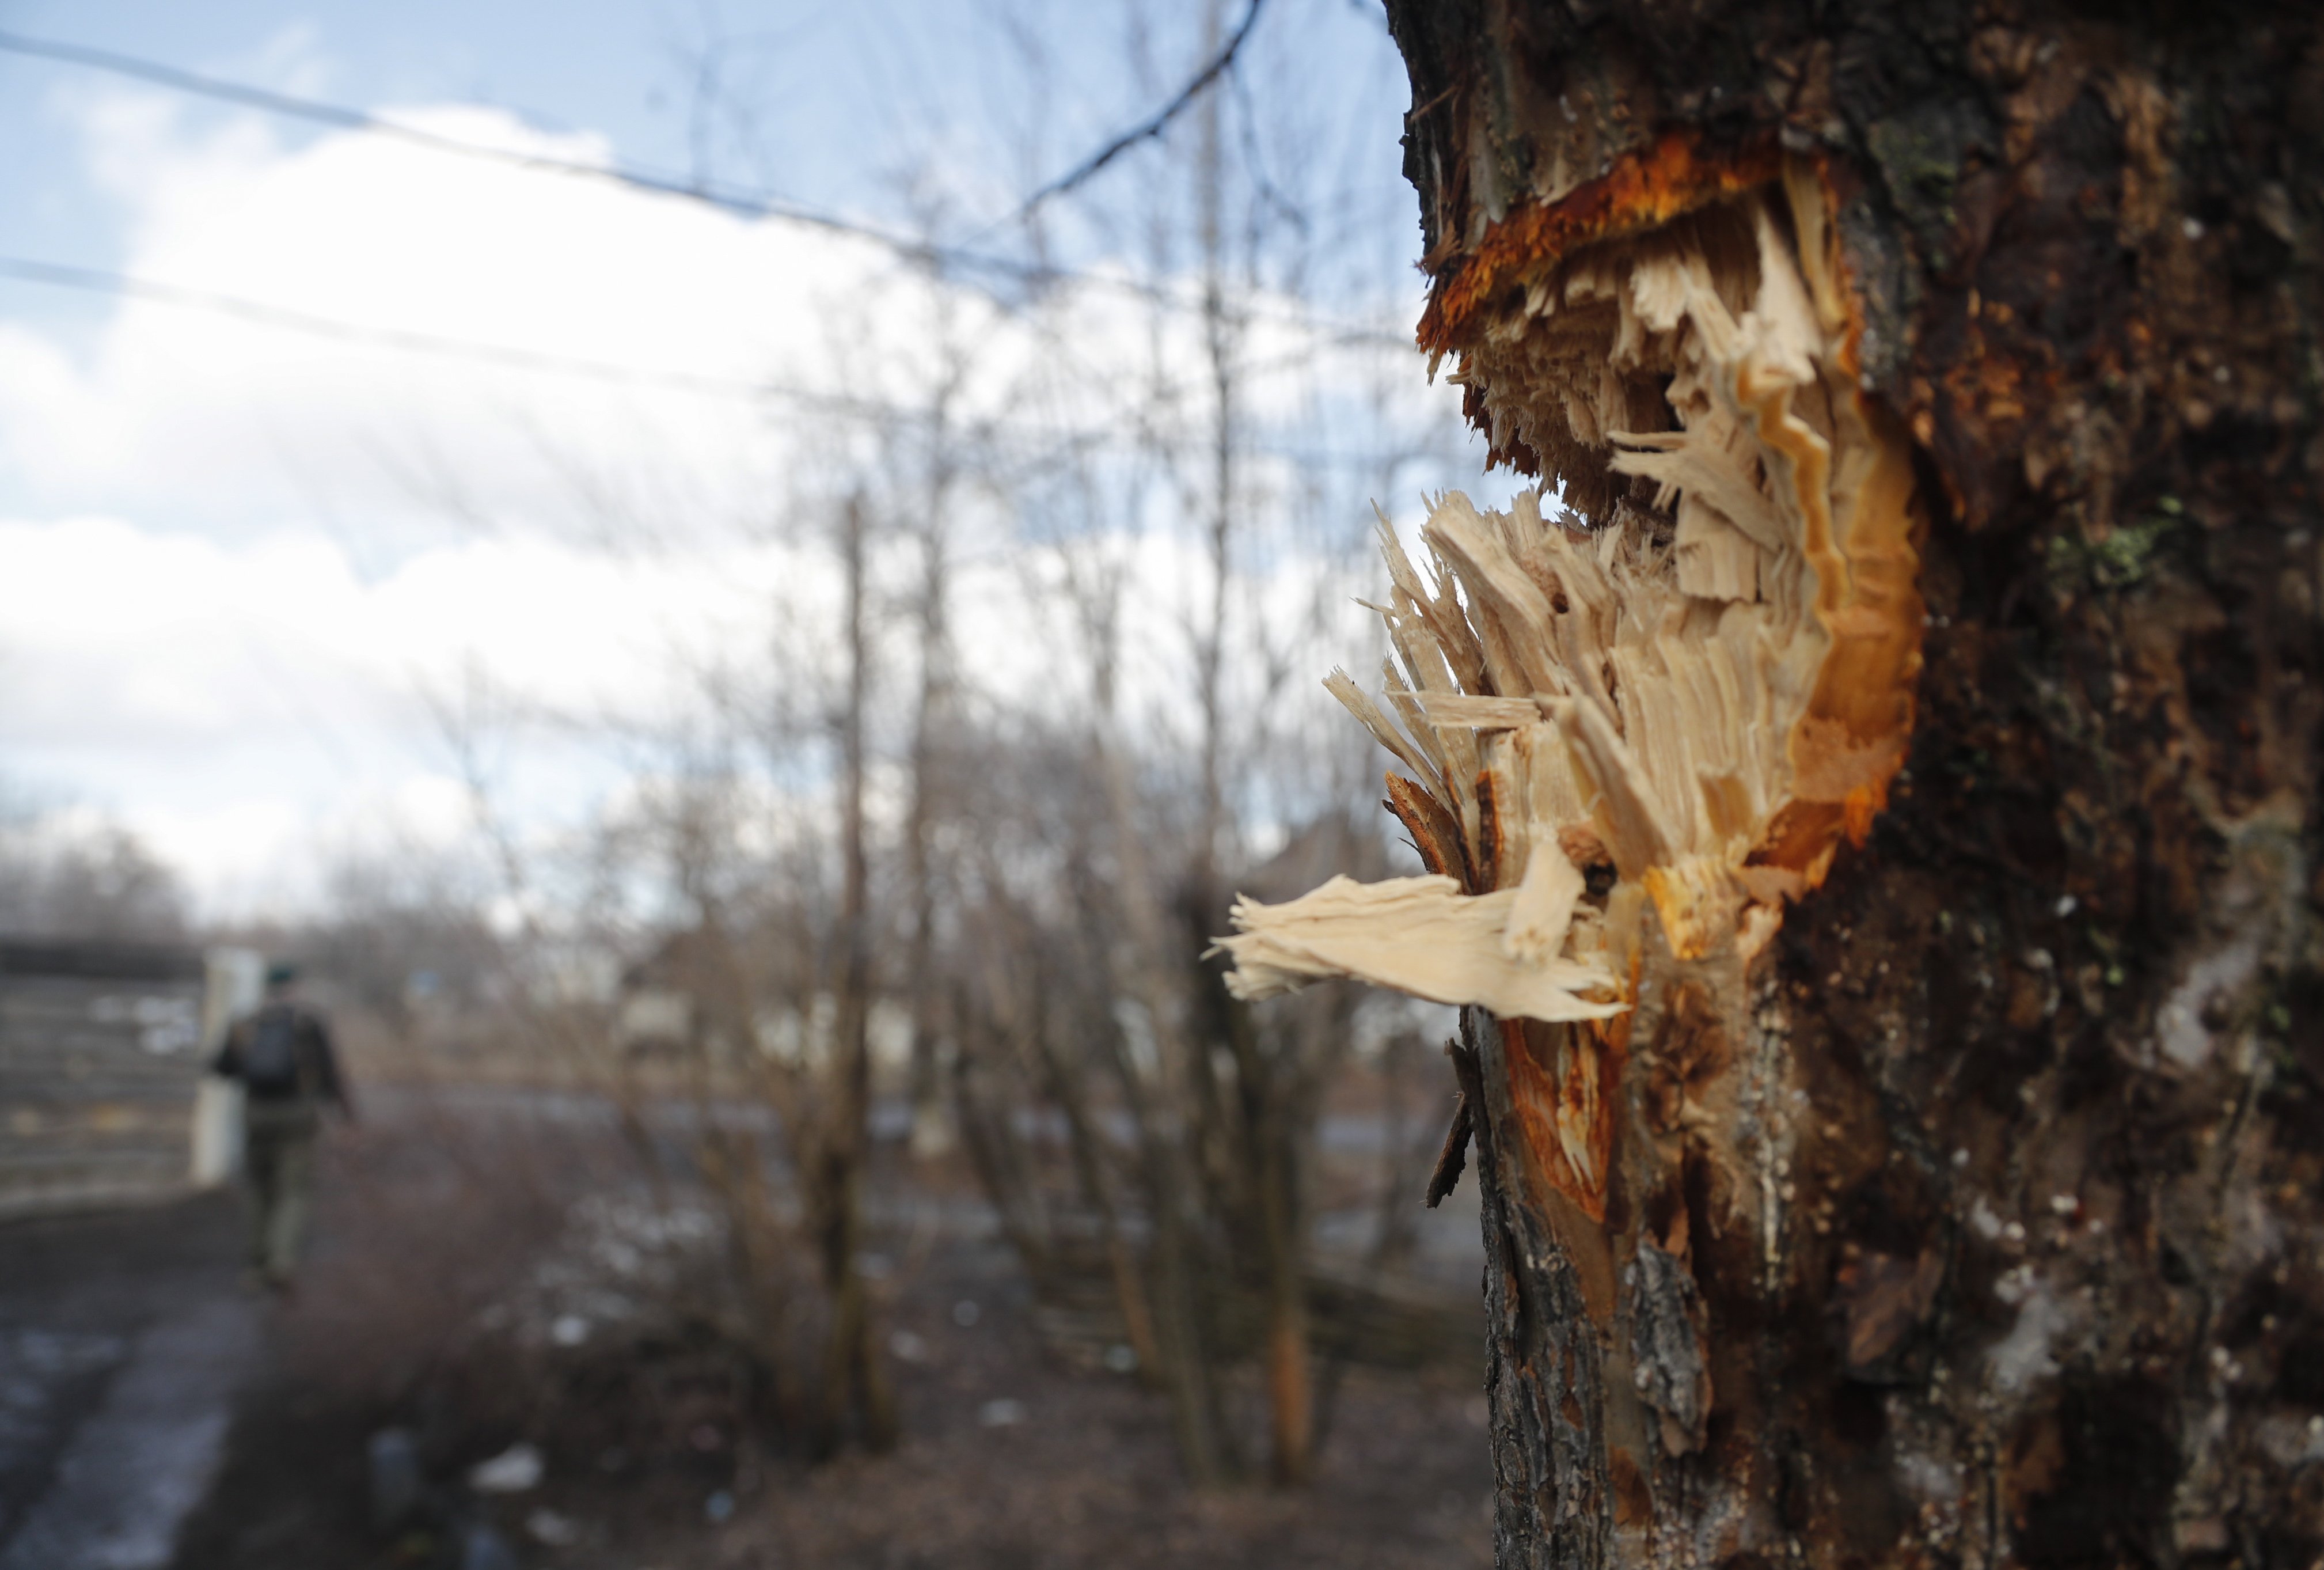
<box><xmin>813</xmin><ymin>494</ymin><xmax>899</xmax><ymax>1454</ymax></box>
<box><xmin>907</xmin><ymin>0</ymin><xmax>1479</xmax><ymax>1491</ymax></box>
<box><xmin>320</xmin><ymin>0</ymin><xmax>1472</xmax><ymax>1489</ymax></box>
<box><xmin>0</xmin><ymin>806</ymin><xmax>188</xmax><ymax>943</ymax></box>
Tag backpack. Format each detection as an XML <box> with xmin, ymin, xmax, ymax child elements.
<box><xmin>242</xmin><ymin>1006</ymin><xmax>304</xmax><ymax>1098</ymax></box>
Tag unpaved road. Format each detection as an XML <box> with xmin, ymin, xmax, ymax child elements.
<box><xmin>0</xmin><ymin>1194</ymin><xmax>261</xmax><ymax>1570</ymax></box>
<box><xmin>0</xmin><ymin>1086</ymin><xmax>1491</xmax><ymax>1570</ymax></box>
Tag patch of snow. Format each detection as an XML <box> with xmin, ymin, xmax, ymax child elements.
<box><xmin>468</xmin><ymin>1442</ymin><xmax>544</xmax><ymax>1493</ymax></box>
<box><xmin>525</xmin><ymin>1508</ymin><xmax>579</xmax><ymax>1546</ymax></box>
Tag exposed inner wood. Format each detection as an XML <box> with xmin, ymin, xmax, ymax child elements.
<box><xmin>1220</xmin><ymin>165</ymin><xmax>1924</xmax><ymax>1011</ymax></box>
<box><xmin>1215</xmin><ymin>874</ymin><xmax>1622</xmax><ymax>1023</ymax></box>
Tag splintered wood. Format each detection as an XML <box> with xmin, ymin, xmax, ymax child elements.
<box><xmin>1218</xmin><ymin>875</ymin><xmax>1623</xmax><ymax>1023</ymax></box>
<box><xmin>1217</xmin><ymin>171</ymin><xmax>1923</xmax><ymax>1015</ymax></box>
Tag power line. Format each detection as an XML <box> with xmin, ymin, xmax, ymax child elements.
<box><xmin>0</xmin><ymin>30</ymin><xmax>907</xmax><ymax>248</ymax></box>
<box><xmin>0</xmin><ymin>25</ymin><xmax>1410</xmax><ymax>349</ymax></box>
<box><xmin>0</xmin><ymin>254</ymin><xmax>829</xmax><ymax>408</ymax></box>
<box><xmin>0</xmin><ymin>254</ymin><xmax>1435</xmax><ymax>474</ymax></box>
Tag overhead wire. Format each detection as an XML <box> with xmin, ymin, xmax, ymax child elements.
<box><xmin>0</xmin><ymin>29</ymin><xmax>909</xmax><ymax>245</ymax></box>
<box><xmin>0</xmin><ymin>25</ymin><xmax>1411</xmax><ymax>349</ymax></box>
<box><xmin>0</xmin><ymin>254</ymin><xmax>821</xmax><ymax>405</ymax></box>
<box><xmin>0</xmin><ymin>254</ymin><xmax>1430</xmax><ymax>476</ymax></box>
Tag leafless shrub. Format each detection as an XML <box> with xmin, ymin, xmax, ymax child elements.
<box><xmin>0</xmin><ymin>802</ymin><xmax>187</xmax><ymax>942</ymax></box>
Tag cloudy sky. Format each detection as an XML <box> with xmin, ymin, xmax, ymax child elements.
<box><xmin>0</xmin><ymin>0</ymin><xmax>1501</xmax><ymax>917</ymax></box>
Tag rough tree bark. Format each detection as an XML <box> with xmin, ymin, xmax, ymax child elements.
<box><xmin>1363</xmin><ymin>5</ymin><xmax>2324</xmax><ymax>1567</ymax></box>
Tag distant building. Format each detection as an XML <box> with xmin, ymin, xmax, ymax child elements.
<box><xmin>0</xmin><ymin>941</ymin><xmax>259</xmax><ymax>1218</ymax></box>
<box><xmin>614</xmin><ymin>934</ymin><xmax>912</xmax><ymax>1072</ymax></box>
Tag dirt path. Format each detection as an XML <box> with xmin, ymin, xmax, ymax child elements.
<box><xmin>4</xmin><ymin>1093</ymin><xmax>1496</xmax><ymax>1567</ymax></box>
<box><xmin>0</xmin><ymin>1193</ymin><xmax>262</xmax><ymax>1569</ymax></box>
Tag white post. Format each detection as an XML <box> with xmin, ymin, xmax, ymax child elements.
<box><xmin>189</xmin><ymin>947</ymin><xmax>264</xmax><ymax>1186</ymax></box>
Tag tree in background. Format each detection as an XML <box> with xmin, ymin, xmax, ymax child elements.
<box><xmin>0</xmin><ymin>800</ymin><xmax>187</xmax><ymax>943</ymax></box>
<box><xmin>114</xmin><ymin>0</ymin><xmax>1479</xmax><ymax>1485</ymax></box>
<box><xmin>935</xmin><ymin>0</ymin><xmax>1469</xmax><ymax>1488</ymax></box>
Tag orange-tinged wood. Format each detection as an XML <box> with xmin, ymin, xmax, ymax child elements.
<box><xmin>1418</xmin><ymin>132</ymin><xmax>1783</xmax><ymax>359</ymax></box>
<box><xmin>1383</xmin><ymin>771</ymin><xmax>1470</xmax><ymax>888</ymax></box>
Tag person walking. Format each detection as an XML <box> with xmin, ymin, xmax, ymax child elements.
<box><xmin>211</xmin><ymin>961</ymin><xmax>354</xmax><ymax>1292</ymax></box>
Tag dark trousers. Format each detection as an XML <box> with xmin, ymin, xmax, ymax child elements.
<box><xmin>243</xmin><ymin>1101</ymin><xmax>318</xmax><ymax>1283</ymax></box>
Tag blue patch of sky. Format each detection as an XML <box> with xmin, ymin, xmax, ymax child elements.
<box><xmin>0</xmin><ymin>0</ymin><xmax>1425</xmax><ymax>315</ymax></box>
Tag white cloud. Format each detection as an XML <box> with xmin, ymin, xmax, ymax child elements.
<box><xmin>0</xmin><ymin>96</ymin><xmax>893</xmax><ymax>545</ymax></box>
<box><xmin>0</xmin><ymin>503</ymin><xmax>1401</xmax><ymax>916</ymax></box>
<box><xmin>0</xmin><ymin>89</ymin><xmax>1399</xmax><ymax>543</ymax></box>
<box><xmin>0</xmin><ymin>515</ymin><xmax>824</xmax><ymax>743</ymax></box>
<box><xmin>0</xmin><ymin>77</ymin><xmax>1481</xmax><ymax>918</ymax></box>
<box><xmin>0</xmin><ymin>514</ymin><xmax>826</xmax><ymax>913</ymax></box>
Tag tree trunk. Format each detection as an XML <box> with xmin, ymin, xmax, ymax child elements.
<box><xmin>820</xmin><ymin>494</ymin><xmax>898</xmax><ymax>1457</ymax></box>
<box><xmin>1377</xmin><ymin>5</ymin><xmax>2324</xmax><ymax>1567</ymax></box>
<box><xmin>1095</xmin><ymin>676</ymin><xmax>1240</xmax><ymax>1486</ymax></box>
<box><xmin>1257</xmin><ymin>1092</ymin><xmax>1316</xmax><ymax>1485</ymax></box>
<box><xmin>903</xmin><ymin>285</ymin><xmax>964</xmax><ymax>1163</ymax></box>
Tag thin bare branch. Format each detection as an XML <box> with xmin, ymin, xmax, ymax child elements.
<box><xmin>1007</xmin><ymin>0</ymin><xmax>1267</xmax><ymax>223</ymax></box>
